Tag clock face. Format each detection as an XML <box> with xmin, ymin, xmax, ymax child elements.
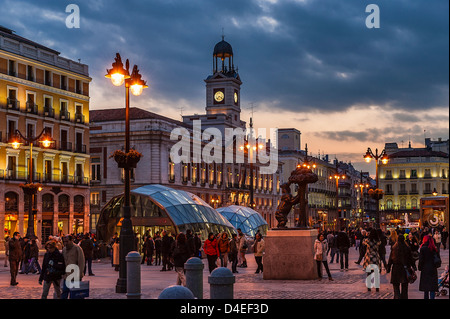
<box><xmin>214</xmin><ymin>90</ymin><xmax>224</xmax><ymax>102</ymax></box>
<box><xmin>234</xmin><ymin>92</ymin><xmax>238</xmax><ymax>104</ymax></box>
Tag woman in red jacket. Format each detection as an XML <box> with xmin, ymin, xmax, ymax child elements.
<box><xmin>203</xmin><ymin>233</ymin><xmax>220</xmax><ymax>273</ymax></box>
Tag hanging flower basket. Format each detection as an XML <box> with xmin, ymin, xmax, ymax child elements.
<box><xmin>20</xmin><ymin>183</ymin><xmax>42</xmax><ymax>195</ymax></box>
<box><xmin>369</xmin><ymin>188</ymin><xmax>384</xmax><ymax>200</ymax></box>
<box><xmin>110</xmin><ymin>149</ymin><xmax>143</xmax><ymax>169</ymax></box>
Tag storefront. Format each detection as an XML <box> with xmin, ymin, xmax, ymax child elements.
<box><xmin>420</xmin><ymin>196</ymin><xmax>449</xmax><ymax>230</ymax></box>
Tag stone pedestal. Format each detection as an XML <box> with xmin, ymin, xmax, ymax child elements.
<box><xmin>263</xmin><ymin>228</ymin><xmax>319</xmax><ymax>280</ymax></box>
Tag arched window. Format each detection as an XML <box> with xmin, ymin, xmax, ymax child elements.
<box><xmin>5</xmin><ymin>192</ymin><xmax>18</xmax><ymax>212</ymax></box>
<box><xmin>411</xmin><ymin>198</ymin><xmax>418</xmax><ymax>209</ymax></box>
<box><xmin>400</xmin><ymin>198</ymin><xmax>406</xmax><ymax>209</ymax></box>
<box><xmin>42</xmin><ymin>193</ymin><xmax>54</xmax><ymax>213</ymax></box>
<box><xmin>74</xmin><ymin>195</ymin><xmax>85</xmax><ymax>213</ymax></box>
<box><xmin>58</xmin><ymin>194</ymin><xmax>70</xmax><ymax>213</ymax></box>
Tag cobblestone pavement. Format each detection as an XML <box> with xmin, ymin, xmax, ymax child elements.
<box><xmin>0</xmin><ymin>245</ymin><xmax>448</xmax><ymax>300</ymax></box>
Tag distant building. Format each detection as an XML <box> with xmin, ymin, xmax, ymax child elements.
<box><xmin>0</xmin><ymin>26</ymin><xmax>91</xmax><ymax>244</ymax></box>
<box><xmin>379</xmin><ymin>139</ymin><xmax>449</xmax><ymax>230</ymax></box>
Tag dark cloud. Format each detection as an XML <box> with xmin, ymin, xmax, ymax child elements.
<box><xmin>1</xmin><ymin>0</ymin><xmax>448</xmax><ymax>116</ymax></box>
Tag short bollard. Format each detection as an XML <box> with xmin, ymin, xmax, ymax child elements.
<box><xmin>126</xmin><ymin>251</ymin><xmax>141</xmax><ymax>299</ymax></box>
<box><xmin>158</xmin><ymin>285</ymin><xmax>195</xmax><ymax>299</ymax></box>
<box><xmin>184</xmin><ymin>257</ymin><xmax>204</xmax><ymax>299</ymax></box>
<box><xmin>208</xmin><ymin>267</ymin><xmax>235</xmax><ymax>299</ymax></box>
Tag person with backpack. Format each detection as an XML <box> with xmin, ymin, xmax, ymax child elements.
<box><xmin>39</xmin><ymin>241</ymin><xmax>66</xmax><ymax>299</ymax></box>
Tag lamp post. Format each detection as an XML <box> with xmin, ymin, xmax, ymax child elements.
<box><xmin>106</xmin><ymin>53</ymin><xmax>148</xmax><ymax>293</ymax></box>
<box><xmin>239</xmin><ymin>118</ymin><xmax>264</xmax><ymax>209</ymax></box>
<box><xmin>363</xmin><ymin>147</ymin><xmax>388</xmax><ymax>227</ymax></box>
<box><xmin>354</xmin><ymin>171</ymin><xmax>370</xmax><ymax>227</ymax></box>
<box><xmin>9</xmin><ymin>128</ymin><xmax>54</xmax><ymax>239</ymax></box>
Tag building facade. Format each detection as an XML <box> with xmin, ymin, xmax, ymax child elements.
<box><xmin>379</xmin><ymin>139</ymin><xmax>449</xmax><ymax>229</ymax></box>
<box><xmin>89</xmin><ymin>37</ymin><xmax>282</xmax><ymax>236</ymax></box>
<box><xmin>0</xmin><ymin>26</ymin><xmax>91</xmax><ymax>245</ymax></box>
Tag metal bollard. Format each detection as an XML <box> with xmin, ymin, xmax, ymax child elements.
<box><xmin>208</xmin><ymin>267</ymin><xmax>235</xmax><ymax>299</ymax></box>
<box><xmin>184</xmin><ymin>257</ymin><xmax>204</xmax><ymax>299</ymax></box>
<box><xmin>126</xmin><ymin>251</ymin><xmax>141</xmax><ymax>299</ymax></box>
<box><xmin>158</xmin><ymin>285</ymin><xmax>195</xmax><ymax>299</ymax></box>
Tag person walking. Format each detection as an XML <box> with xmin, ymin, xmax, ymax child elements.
<box><xmin>185</xmin><ymin>229</ymin><xmax>195</xmax><ymax>258</ymax></box>
<box><xmin>154</xmin><ymin>233</ymin><xmax>162</xmax><ymax>265</ymax></box>
<box><xmin>172</xmin><ymin>232</ymin><xmax>190</xmax><ymax>286</ymax></box>
<box><xmin>355</xmin><ymin>229</ymin><xmax>367</xmax><ymax>265</ymax></box>
<box><xmin>418</xmin><ymin>235</ymin><xmax>440</xmax><ymax>299</ymax></box>
<box><xmin>39</xmin><ymin>241</ymin><xmax>65</xmax><ymax>299</ymax></box>
<box><xmin>314</xmin><ymin>233</ymin><xmax>333</xmax><ymax>281</ymax></box>
<box><xmin>8</xmin><ymin>232</ymin><xmax>22</xmax><ymax>286</ymax></box>
<box><xmin>61</xmin><ymin>235</ymin><xmax>85</xmax><ymax>299</ymax></box>
<box><xmin>253</xmin><ymin>232</ymin><xmax>265</xmax><ymax>274</ymax></box>
<box><xmin>143</xmin><ymin>235</ymin><xmax>155</xmax><ymax>266</ymax></box>
<box><xmin>203</xmin><ymin>232</ymin><xmax>220</xmax><ymax>273</ymax></box>
<box><xmin>193</xmin><ymin>232</ymin><xmax>202</xmax><ymax>259</ymax></box>
<box><xmin>363</xmin><ymin>229</ymin><xmax>381</xmax><ymax>291</ymax></box>
<box><xmin>112</xmin><ymin>238</ymin><xmax>120</xmax><ymax>271</ymax></box>
<box><xmin>433</xmin><ymin>230</ymin><xmax>441</xmax><ymax>254</ymax></box>
<box><xmin>161</xmin><ymin>231</ymin><xmax>174</xmax><ymax>271</ymax></box>
<box><xmin>329</xmin><ymin>232</ymin><xmax>339</xmax><ymax>264</ymax></box>
<box><xmin>386</xmin><ymin>235</ymin><xmax>416</xmax><ymax>299</ymax></box>
<box><xmin>229</xmin><ymin>233</ymin><xmax>239</xmax><ymax>273</ymax></box>
<box><xmin>337</xmin><ymin>228</ymin><xmax>350</xmax><ymax>271</ymax></box>
<box><xmin>441</xmin><ymin>227</ymin><xmax>448</xmax><ymax>250</ymax></box>
<box><xmin>79</xmin><ymin>234</ymin><xmax>95</xmax><ymax>276</ymax></box>
<box><xmin>24</xmin><ymin>239</ymin><xmax>41</xmax><ymax>274</ymax></box>
<box><xmin>376</xmin><ymin>229</ymin><xmax>388</xmax><ymax>271</ymax></box>
<box><xmin>217</xmin><ymin>232</ymin><xmax>230</xmax><ymax>268</ymax></box>
<box><xmin>237</xmin><ymin>228</ymin><xmax>248</xmax><ymax>268</ymax></box>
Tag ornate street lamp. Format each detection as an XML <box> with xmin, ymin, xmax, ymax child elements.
<box><xmin>239</xmin><ymin>118</ymin><xmax>264</xmax><ymax>209</ymax></box>
<box><xmin>9</xmin><ymin>128</ymin><xmax>54</xmax><ymax>239</ymax></box>
<box><xmin>363</xmin><ymin>147</ymin><xmax>388</xmax><ymax>227</ymax></box>
<box><xmin>106</xmin><ymin>53</ymin><xmax>148</xmax><ymax>294</ymax></box>
<box><xmin>329</xmin><ymin>168</ymin><xmax>346</xmax><ymax>231</ymax></box>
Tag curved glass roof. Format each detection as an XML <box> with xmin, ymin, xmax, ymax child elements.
<box><xmin>217</xmin><ymin>205</ymin><xmax>269</xmax><ymax>237</ymax></box>
<box><xmin>131</xmin><ymin>184</ymin><xmax>235</xmax><ymax>229</ymax></box>
<box><xmin>96</xmin><ymin>184</ymin><xmax>236</xmax><ymax>241</ymax></box>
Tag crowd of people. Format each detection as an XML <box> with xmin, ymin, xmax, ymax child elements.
<box><xmin>4</xmin><ymin>231</ymin><xmax>99</xmax><ymax>299</ymax></box>
<box><xmin>113</xmin><ymin>228</ymin><xmax>264</xmax><ymax>287</ymax></box>
<box><xmin>314</xmin><ymin>224</ymin><xmax>448</xmax><ymax>299</ymax></box>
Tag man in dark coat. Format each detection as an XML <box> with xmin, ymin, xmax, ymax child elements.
<box><xmin>185</xmin><ymin>229</ymin><xmax>195</xmax><ymax>258</ymax></box>
<box><xmin>39</xmin><ymin>241</ymin><xmax>66</xmax><ymax>299</ymax></box>
<box><xmin>336</xmin><ymin>228</ymin><xmax>350</xmax><ymax>271</ymax></box>
<box><xmin>160</xmin><ymin>231</ymin><xmax>174</xmax><ymax>271</ymax></box>
<box><xmin>8</xmin><ymin>232</ymin><xmax>22</xmax><ymax>286</ymax></box>
<box><xmin>79</xmin><ymin>234</ymin><xmax>95</xmax><ymax>276</ymax></box>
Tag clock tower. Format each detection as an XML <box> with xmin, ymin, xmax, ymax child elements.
<box><xmin>205</xmin><ymin>36</ymin><xmax>244</xmax><ymax>128</ymax></box>
<box><xmin>183</xmin><ymin>36</ymin><xmax>246</xmax><ymax>134</ymax></box>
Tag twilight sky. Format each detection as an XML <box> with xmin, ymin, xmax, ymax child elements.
<box><xmin>1</xmin><ymin>0</ymin><xmax>448</xmax><ymax>175</ymax></box>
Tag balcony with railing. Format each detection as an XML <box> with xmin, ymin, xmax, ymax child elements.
<box><xmin>26</xmin><ymin>102</ymin><xmax>38</xmax><ymax>115</ymax></box>
<box><xmin>43</xmin><ymin>106</ymin><xmax>55</xmax><ymax>118</ymax></box>
<box><xmin>6</xmin><ymin>98</ymin><xmax>20</xmax><ymax>111</ymax></box>
<box><xmin>60</xmin><ymin>109</ymin><xmax>70</xmax><ymax>121</ymax></box>
<box><xmin>74</xmin><ymin>144</ymin><xmax>87</xmax><ymax>154</ymax></box>
<box><xmin>0</xmin><ymin>169</ymin><xmax>89</xmax><ymax>186</ymax></box>
<box><xmin>75</xmin><ymin>113</ymin><xmax>85</xmax><ymax>124</ymax></box>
